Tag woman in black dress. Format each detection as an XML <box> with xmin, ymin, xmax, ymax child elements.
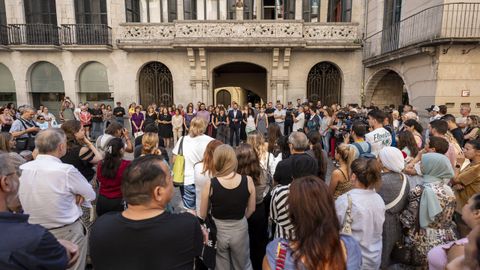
<box><xmin>158</xmin><ymin>107</ymin><xmax>173</xmax><ymax>148</ymax></box>
<box><xmin>144</xmin><ymin>105</ymin><xmax>158</xmax><ymax>128</ymax></box>
<box><xmin>207</xmin><ymin>106</ymin><xmax>217</xmax><ymax>138</ymax></box>
<box><xmin>240</xmin><ymin>105</ymin><xmax>248</xmax><ymax>142</ymax></box>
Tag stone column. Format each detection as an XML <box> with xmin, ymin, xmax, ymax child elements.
<box><xmin>319</xmin><ymin>0</ymin><xmax>328</xmax><ymax>22</ymax></box>
<box><xmin>235</xmin><ymin>6</ymin><xmax>244</xmax><ymax>20</ymax></box>
<box><xmin>219</xmin><ymin>0</ymin><xmax>227</xmax><ymax>20</ymax></box>
<box><xmin>295</xmin><ymin>0</ymin><xmax>302</xmax><ymax>20</ymax></box>
<box><xmin>177</xmin><ymin>0</ymin><xmax>184</xmax><ymax>20</ymax></box>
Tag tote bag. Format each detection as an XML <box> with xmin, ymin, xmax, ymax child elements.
<box><xmin>172</xmin><ymin>136</ymin><xmax>185</xmax><ymax>185</ymax></box>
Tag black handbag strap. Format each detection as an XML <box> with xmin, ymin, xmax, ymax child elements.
<box><xmin>178</xmin><ymin>136</ymin><xmax>184</xmax><ymax>155</ymax></box>
<box><xmin>18</xmin><ymin>117</ymin><xmax>37</xmax><ymax>138</ymax></box>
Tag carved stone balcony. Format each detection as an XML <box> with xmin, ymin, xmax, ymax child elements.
<box><xmin>116</xmin><ymin>21</ymin><xmax>360</xmax><ymax>50</ymax></box>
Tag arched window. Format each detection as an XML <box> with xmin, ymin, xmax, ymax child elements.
<box><xmin>0</xmin><ymin>63</ymin><xmax>16</xmax><ymax>105</ymax></box>
<box><xmin>216</xmin><ymin>89</ymin><xmax>231</xmax><ymax>107</ymax></box>
<box><xmin>327</xmin><ymin>0</ymin><xmax>351</xmax><ymax>22</ymax></box>
<box><xmin>139</xmin><ymin>62</ymin><xmax>174</xmax><ymax>107</ymax></box>
<box><xmin>79</xmin><ymin>62</ymin><xmax>112</xmax><ymax>105</ymax></box>
<box><xmin>30</xmin><ymin>62</ymin><xmax>65</xmax><ymax>117</ymax></box>
<box><xmin>307</xmin><ymin>62</ymin><xmax>342</xmax><ymax>106</ymax></box>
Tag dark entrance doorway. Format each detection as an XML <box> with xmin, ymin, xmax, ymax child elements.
<box><xmin>213</xmin><ymin>62</ymin><xmax>267</xmax><ymax>106</ymax></box>
<box><xmin>139</xmin><ymin>61</ymin><xmax>173</xmax><ymax>107</ymax></box>
<box><xmin>216</xmin><ymin>89</ymin><xmax>231</xmax><ymax>106</ymax></box>
<box><xmin>307</xmin><ymin>62</ymin><xmax>342</xmax><ymax>106</ymax></box>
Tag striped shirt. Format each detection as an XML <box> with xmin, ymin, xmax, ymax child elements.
<box><xmin>269</xmin><ymin>184</ymin><xmax>294</xmax><ymax>240</ymax></box>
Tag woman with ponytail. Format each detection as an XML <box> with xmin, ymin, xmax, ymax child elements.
<box><xmin>306</xmin><ymin>131</ymin><xmax>328</xmax><ymax>181</ymax></box>
<box><xmin>141</xmin><ymin>133</ymin><xmax>162</xmax><ymax>156</ymax></box>
<box><xmin>329</xmin><ymin>143</ymin><xmax>355</xmax><ymax>199</ymax></box>
<box><xmin>263</xmin><ymin>176</ymin><xmax>362</xmax><ymax>270</ymax></box>
<box><xmin>335</xmin><ymin>158</ymin><xmax>386</xmax><ymax>269</ymax></box>
<box><xmin>96</xmin><ymin>138</ymin><xmax>131</xmax><ymax>216</ymax></box>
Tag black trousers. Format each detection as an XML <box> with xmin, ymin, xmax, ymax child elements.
<box><xmin>284</xmin><ymin>121</ymin><xmax>293</xmax><ymax>136</ymax></box>
<box><xmin>248</xmin><ymin>202</ymin><xmax>268</xmax><ymax>270</ymax></box>
<box><xmin>230</xmin><ymin>126</ymin><xmax>240</xmax><ymax>146</ymax></box>
<box><xmin>96</xmin><ymin>194</ymin><xmax>124</xmax><ymax>217</ymax></box>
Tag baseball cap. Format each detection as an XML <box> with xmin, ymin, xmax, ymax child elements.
<box><xmin>426</xmin><ymin>105</ymin><xmax>440</xmax><ymax>112</ymax></box>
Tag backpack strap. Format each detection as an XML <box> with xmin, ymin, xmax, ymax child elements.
<box><xmin>385</xmin><ymin>173</ymin><xmax>407</xmax><ymax>210</ymax></box>
<box><xmin>352</xmin><ymin>142</ymin><xmax>365</xmax><ymax>155</ymax></box>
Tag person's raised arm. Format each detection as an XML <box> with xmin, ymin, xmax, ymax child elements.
<box><xmin>245</xmin><ymin>176</ymin><xmax>256</xmax><ymax>218</ymax></box>
<box><xmin>79</xmin><ymin>137</ymin><xmax>103</xmax><ymax>164</ymax></box>
<box><xmin>122</xmin><ymin>128</ymin><xmax>133</xmax><ymax>153</ymax></box>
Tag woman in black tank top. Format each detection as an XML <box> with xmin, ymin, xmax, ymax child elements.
<box><xmin>198</xmin><ymin>145</ymin><xmax>255</xmax><ymax>270</ymax></box>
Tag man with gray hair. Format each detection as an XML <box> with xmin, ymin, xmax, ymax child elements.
<box><xmin>10</xmin><ymin>105</ymin><xmax>40</xmax><ymax>152</ymax></box>
<box><xmin>269</xmin><ymin>131</ymin><xmax>319</xmax><ymax>240</ymax></box>
<box><xmin>0</xmin><ymin>153</ymin><xmax>79</xmax><ymax>269</ymax></box>
<box><xmin>273</xmin><ymin>131</ymin><xmax>318</xmax><ymax>186</ymax></box>
<box><xmin>19</xmin><ymin>128</ymin><xmax>95</xmax><ymax>270</ymax></box>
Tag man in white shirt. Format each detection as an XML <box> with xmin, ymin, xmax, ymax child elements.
<box><xmin>426</xmin><ymin>105</ymin><xmax>442</xmax><ymax>122</ymax></box>
<box><xmin>292</xmin><ymin>106</ymin><xmax>305</xmax><ymax>132</ymax></box>
<box><xmin>457</xmin><ymin>105</ymin><xmax>471</xmax><ymax>132</ymax></box>
<box><xmin>19</xmin><ymin>128</ymin><xmax>96</xmax><ymax>270</ymax></box>
<box><xmin>273</xmin><ymin>104</ymin><xmax>286</xmax><ymax>135</ymax></box>
<box><xmin>365</xmin><ymin>110</ymin><xmax>392</xmax><ymax>157</ymax></box>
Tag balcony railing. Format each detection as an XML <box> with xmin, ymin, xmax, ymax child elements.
<box><xmin>117</xmin><ymin>21</ymin><xmax>360</xmax><ymax>49</ymax></box>
<box><xmin>61</xmin><ymin>24</ymin><xmax>112</xmax><ymax>46</ymax></box>
<box><xmin>8</xmin><ymin>24</ymin><xmax>60</xmax><ymax>45</ymax></box>
<box><xmin>364</xmin><ymin>2</ymin><xmax>480</xmax><ymax>59</ymax></box>
<box><xmin>0</xmin><ymin>25</ymin><xmax>8</xmax><ymax>45</ymax></box>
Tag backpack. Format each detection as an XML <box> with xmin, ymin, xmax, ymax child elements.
<box><xmin>352</xmin><ymin>142</ymin><xmax>376</xmax><ymax>159</ymax></box>
<box><xmin>307</xmin><ymin>115</ymin><xmax>320</xmax><ymax>131</ymax></box>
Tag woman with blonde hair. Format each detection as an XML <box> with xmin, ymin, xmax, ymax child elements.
<box><xmin>329</xmin><ymin>143</ymin><xmax>356</xmax><ymax>199</ymax></box>
<box><xmin>199</xmin><ymin>144</ymin><xmax>256</xmax><ymax>270</ymax></box>
<box><xmin>173</xmin><ymin>117</ymin><xmax>213</xmax><ymax>211</ymax></box>
<box><xmin>141</xmin><ymin>132</ymin><xmax>162</xmax><ymax>156</ymax></box>
<box><xmin>247</xmin><ymin>131</ymin><xmax>278</xmax><ymax>176</ymax></box>
<box><xmin>193</xmin><ymin>139</ymin><xmax>223</xmax><ymax>214</ymax></box>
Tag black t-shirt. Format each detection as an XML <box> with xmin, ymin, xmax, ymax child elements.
<box><xmin>451</xmin><ymin>127</ymin><xmax>464</xmax><ymax>146</ymax></box>
<box><xmin>91</xmin><ymin>108</ymin><xmax>103</xmax><ymax>123</ymax></box>
<box><xmin>113</xmin><ymin>107</ymin><xmax>126</xmax><ymax>118</ymax></box>
<box><xmin>285</xmin><ymin>108</ymin><xmax>294</xmax><ymax>123</ymax></box>
<box><xmin>265</xmin><ymin>108</ymin><xmax>275</xmax><ymax>124</ymax></box>
<box><xmin>90</xmin><ymin>211</ymin><xmax>203</xmax><ymax>270</ymax></box>
<box><xmin>273</xmin><ymin>153</ymin><xmax>319</xmax><ymax>186</ymax></box>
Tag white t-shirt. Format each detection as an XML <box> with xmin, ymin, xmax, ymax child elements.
<box><xmin>274</xmin><ymin>109</ymin><xmax>286</xmax><ymax>123</ymax></box>
<box><xmin>193</xmin><ymin>162</ymin><xmax>212</xmax><ymax>214</ymax></box>
<box><xmin>172</xmin><ymin>134</ymin><xmax>213</xmax><ymax>185</ymax></box>
<box><xmin>293</xmin><ymin>112</ymin><xmax>305</xmax><ymax>131</ymax></box>
<box><xmin>365</xmin><ymin>127</ymin><xmax>392</xmax><ymax>157</ymax></box>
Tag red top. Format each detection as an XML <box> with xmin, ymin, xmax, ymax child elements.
<box><xmin>97</xmin><ymin>159</ymin><xmax>131</xmax><ymax>199</ymax></box>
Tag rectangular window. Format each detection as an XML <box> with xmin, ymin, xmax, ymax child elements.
<box><xmin>327</xmin><ymin>0</ymin><xmax>351</xmax><ymax>22</ymax></box>
<box><xmin>184</xmin><ymin>0</ymin><xmax>196</xmax><ymax>20</ymax></box>
<box><xmin>303</xmin><ymin>0</ymin><xmax>320</xmax><ymax>22</ymax></box>
<box><xmin>0</xmin><ymin>0</ymin><xmax>6</xmax><ymax>25</ymax></box>
<box><xmin>283</xmin><ymin>0</ymin><xmax>295</xmax><ymax>19</ymax></box>
<box><xmin>24</xmin><ymin>0</ymin><xmax>57</xmax><ymax>24</ymax></box>
<box><xmin>75</xmin><ymin>0</ymin><xmax>108</xmax><ymax>25</ymax></box>
<box><xmin>125</xmin><ymin>0</ymin><xmax>141</xmax><ymax>22</ymax></box>
<box><xmin>227</xmin><ymin>0</ymin><xmax>236</xmax><ymax>19</ymax></box>
<box><xmin>168</xmin><ymin>0</ymin><xmax>177</xmax><ymax>22</ymax></box>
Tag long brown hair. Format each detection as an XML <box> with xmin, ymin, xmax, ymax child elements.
<box><xmin>267</xmin><ymin>124</ymin><xmax>282</xmax><ymax>153</ymax></box>
<box><xmin>397</xmin><ymin>130</ymin><xmax>419</xmax><ymax>157</ymax></box>
<box><xmin>0</xmin><ymin>132</ymin><xmax>12</xmax><ymax>152</ymax></box>
<box><xmin>201</xmin><ymin>140</ymin><xmax>223</xmax><ymax>174</ymax></box>
<box><xmin>61</xmin><ymin>120</ymin><xmax>82</xmax><ymax>149</ymax></box>
<box><xmin>289</xmin><ymin>176</ymin><xmax>346</xmax><ymax>270</ymax></box>
<box><xmin>235</xmin><ymin>144</ymin><xmax>262</xmax><ymax>185</ymax></box>
<box><xmin>213</xmin><ymin>144</ymin><xmax>237</xmax><ymax>177</ymax></box>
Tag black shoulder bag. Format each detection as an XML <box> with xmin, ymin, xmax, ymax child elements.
<box><xmin>15</xmin><ymin>118</ymin><xmax>37</xmax><ymax>152</ymax></box>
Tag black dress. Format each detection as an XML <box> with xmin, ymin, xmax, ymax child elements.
<box><xmin>61</xmin><ymin>143</ymin><xmax>95</xmax><ymax>181</ymax></box>
<box><xmin>240</xmin><ymin>112</ymin><xmax>247</xmax><ymax>141</ymax></box>
<box><xmin>158</xmin><ymin>114</ymin><xmax>173</xmax><ymax>138</ymax></box>
<box><xmin>144</xmin><ymin>112</ymin><xmax>158</xmax><ymax>128</ymax></box>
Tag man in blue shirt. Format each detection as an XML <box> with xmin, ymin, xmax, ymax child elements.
<box><xmin>0</xmin><ymin>154</ymin><xmax>78</xmax><ymax>270</ymax></box>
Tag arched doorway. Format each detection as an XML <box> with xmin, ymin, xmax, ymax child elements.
<box><xmin>213</xmin><ymin>62</ymin><xmax>267</xmax><ymax>106</ymax></box>
<box><xmin>30</xmin><ymin>61</ymin><xmax>65</xmax><ymax>118</ymax></box>
<box><xmin>365</xmin><ymin>69</ymin><xmax>408</xmax><ymax>109</ymax></box>
<box><xmin>78</xmin><ymin>61</ymin><xmax>113</xmax><ymax>107</ymax></box>
<box><xmin>216</xmin><ymin>89</ymin><xmax>231</xmax><ymax>106</ymax></box>
<box><xmin>307</xmin><ymin>62</ymin><xmax>342</xmax><ymax>106</ymax></box>
<box><xmin>0</xmin><ymin>63</ymin><xmax>16</xmax><ymax>105</ymax></box>
<box><xmin>139</xmin><ymin>61</ymin><xmax>173</xmax><ymax>107</ymax></box>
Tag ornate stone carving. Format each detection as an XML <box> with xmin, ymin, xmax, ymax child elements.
<box><xmin>117</xmin><ymin>22</ymin><xmax>360</xmax><ymax>47</ymax></box>
<box><xmin>303</xmin><ymin>23</ymin><xmax>358</xmax><ymax>40</ymax></box>
<box><xmin>119</xmin><ymin>24</ymin><xmax>174</xmax><ymax>40</ymax></box>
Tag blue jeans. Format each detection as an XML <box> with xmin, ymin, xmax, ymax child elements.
<box><xmin>322</xmin><ymin>132</ymin><xmax>331</xmax><ymax>157</ymax></box>
<box><xmin>179</xmin><ymin>184</ymin><xmax>196</xmax><ymax>210</ymax></box>
<box><xmin>91</xmin><ymin>121</ymin><xmax>104</xmax><ymax>140</ymax></box>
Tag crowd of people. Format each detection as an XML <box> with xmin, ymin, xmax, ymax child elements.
<box><xmin>0</xmin><ymin>98</ymin><xmax>480</xmax><ymax>270</ymax></box>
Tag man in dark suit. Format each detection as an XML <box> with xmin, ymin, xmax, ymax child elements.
<box><xmin>228</xmin><ymin>103</ymin><xmax>242</xmax><ymax>146</ymax></box>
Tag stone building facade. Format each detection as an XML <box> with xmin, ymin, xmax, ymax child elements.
<box><xmin>0</xmin><ymin>0</ymin><xmax>364</xmax><ymax>117</ymax></box>
<box><xmin>0</xmin><ymin>0</ymin><xmax>478</xmax><ymax>117</ymax></box>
